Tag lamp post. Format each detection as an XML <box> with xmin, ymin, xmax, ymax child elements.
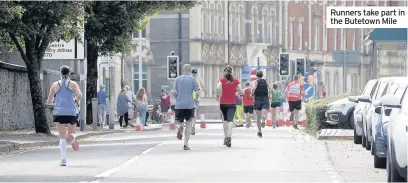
<box><xmin>227</xmin><ymin>0</ymin><xmax>230</xmax><ymax>64</ymax></box>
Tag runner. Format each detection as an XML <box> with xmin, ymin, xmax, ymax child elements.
<box><xmin>191</xmin><ymin>68</ymin><xmax>206</xmax><ymax>135</ymax></box>
<box><xmin>270</xmin><ymin>83</ymin><xmax>284</xmax><ymax>128</ymax></box>
<box><xmin>233</xmin><ymin>91</ymin><xmax>244</xmax><ymax>127</ymax></box>
<box><xmin>251</xmin><ymin>70</ymin><xmax>270</xmax><ymax>137</ymax></box>
<box><xmin>172</xmin><ymin>64</ymin><xmax>199</xmax><ymax>150</ymax></box>
<box><xmin>47</xmin><ymin>65</ymin><xmax>82</xmax><ymax>166</ymax></box>
<box><xmin>217</xmin><ymin>65</ymin><xmax>242</xmax><ymax>147</ymax></box>
<box><xmin>285</xmin><ymin>75</ymin><xmax>305</xmax><ymax>129</ymax></box>
<box><xmin>242</xmin><ymin>82</ymin><xmax>254</xmax><ymax>128</ymax></box>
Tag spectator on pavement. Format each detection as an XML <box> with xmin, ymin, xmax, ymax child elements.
<box><xmin>160</xmin><ymin>89</ymin><xmax>171</xmax><ymax>122</ymax></box>
<box><xmin>97</xmin><ymin>85</ymin><xmax>107</xmax><ymax>126</ymax></box>
<box><xmin>47</xmin><ymin>65</ymin><xmax>82</xmax><ymax>166</ymax></box>
<box><xmin>124</xmin><ymin>85</ymin><xmax>136</xmax><ymax>121</ymax></box>
<box><xmin>117</xmin><ymin>88</ymin><xmax>135</xmax><ymax>128</ymax></box>
<box><xmin>135</xmin><ymin>88</ymin><xmax>148</xmax><ymax>126</ymax></box>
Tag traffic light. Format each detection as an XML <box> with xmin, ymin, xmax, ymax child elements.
<box><xmin>167</xmin><ymin>55</ymin><xmax>179</xmax><ymax>79</ymax></box>
<box><xmin>296</xmin><ymin>58</ymin><xmax>305</xmax><ymax>75</ymax></box>
<box><xmin>279</xmin><ymin>53</ymin><xmax>289</xmax><ymax>76</ymax></box>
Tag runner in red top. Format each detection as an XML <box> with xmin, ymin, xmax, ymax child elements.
<box><xmin>216</xmin><ymin>65</ymin><xmax>242</xmax><ymax>147</ymax></box>
<box><xmin>242</xmin><ymin>82</ymin><xmax>254</xmax><ymax>128</ymax></box>
<box><xmin>285</xmin><ymin>75</ymin><xmax>305</xmax><ymax>129</ymax></box>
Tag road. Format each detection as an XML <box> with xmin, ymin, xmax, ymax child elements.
<box><xmin>0</xmin><ymin>124</ymin><xmax>385</xmax><ymax>182</ymax></box>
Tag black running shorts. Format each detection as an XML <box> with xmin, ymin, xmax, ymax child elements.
<box><xmin>220</xmin><ymin>104</ymin><xmax>236</xmax><ymax>122</ymax></box>
<box><xmin>288</xmin><ymin>100</ymin><xmax>302</xmax><ymax>112</ymax></box>
<box><xmin>175</xmin><ymin>109</ymin><xmax>194</xmax><ymax>123</ymax></box>
<box><xmin>243</xmin><ymin>105</ymin><xmax>254</xmax><ymax>114</ymax></box>
<box><xmin>271</xmin><ymin>102</ymin><xmax>281</xmax><ymax>108</ymax></box>
<box><xmin>254</xmin><ymin>96</ymin><xmax>269</xmax><ymax>111</ymax></box>
<box><xmin>54</xmin><ymin>115</ymin><xmax>77</xmax><ymax>125</ymax></box>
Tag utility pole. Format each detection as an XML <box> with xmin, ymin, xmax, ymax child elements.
<box><xmin>257</xmin><ymin>57</ymin><xmax>260</xmax><ymax>70</ymax></box>
<box><xmin>138</xmin><ymin>29</ymin><xmax>143</xmax><ymax>91</ymax></box>
<box><xmin>79</xmin><ymin>40</ymin><xmax>87</xmax><ymax>131</ymax></box>
<box><xmin>107</xmin><ymin>53</ymin><xmax>115</xmax><ymax>129</ymax></box>
<box><xmin>343</xmin><ymin>51</ymin><xmax>347</xmax><ymax>93</ymax></box>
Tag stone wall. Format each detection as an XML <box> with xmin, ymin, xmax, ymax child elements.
<box><xmin>0</xmin><ymin>61</ymin><xmax>54</xmax><ymax>130</ymax></box>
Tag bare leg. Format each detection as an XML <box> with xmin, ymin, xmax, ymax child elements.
<box><xmin>261</xmin><ymin>109</ymin><xmax>267</xmax><ymax>125</ymax></box>
<box><xmin>255</xmin><ymin>110</ymin><xmax>262</xmax><ymax>132</ymax></box>
<box><xmin>223</xmin><ymin>121</ymin><xmax>228</xmax><ymax>137</ymax></box>
<box><xmin>271</xmin><ymin>108</ymin><xmax>276</xmax><ymax>127</ymax></box>
<box><xmin>57</xmin><ymin>123</ymin><xmax>67</xmax><ymax>163</ymax></box>
<box><xmin>184</xmin><ymin>120</ymin><xmax>192</xmax><ymax>147</ymax></box>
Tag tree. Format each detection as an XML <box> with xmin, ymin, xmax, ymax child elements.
<box><xmin>84</xmin><ymin>1</ymin><xmax>197</xmax><ymax>124</ymax></box>
<box><xmin>0</xmin><ymin>2</ymin><xmax>85</xmax><ymax>134</ymax></box>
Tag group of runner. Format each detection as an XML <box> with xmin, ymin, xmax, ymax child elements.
<box><xmin>172</xmin><ymin>64</ymin><xmax>305</xmax><ymax>149</ymax></box>
<box><xmin>49</xmin><ymin>64</ymin><xmax>305</xmax><ymax>166</ymax></box>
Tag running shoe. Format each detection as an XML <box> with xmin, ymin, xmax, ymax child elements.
<box><xmin>223</xmin><ymin>137</ymin><xmax>227</xmax><ymax>145</ymax></box>
<box><xmin>257</xmin><ymin>132</ymin><xmax>263</xmax><ymax>138</ymax></box>
<box><xmin>59</xmin><ymin>159</ymin><xmax>67</xmax><ymax>166</ymax></box>
<box><xmin>177</xmin><ymin>125</ymin><xmax>184</xmax><ymax>140</ymax></box>
<box><xmin>293</xmin><ymin>124</ymin><xmax>299</xmax><ymax>130</ymax></box>
<box><xmin>191</xmin><ymin>127</ymin><xmax>196</xmax><ymax>135</ymax></box>
<box><xmin>225</xmin><ymin>137</ymin><xmax>231</xmax><ymax>147</ymax></box>
<box><xmin>68</xmin><ymin>133</ymin><xmax>79</xmax><ymax>151</ymax></box>
<box><xmin>183</xmin><ymin>145</ymin><xmax>190</xmax><ymax>150</ymax></box>
<box><xmin>261</xmin><ymin>122</ymin><xmax>266</xmax><ymax>128</ymax></box>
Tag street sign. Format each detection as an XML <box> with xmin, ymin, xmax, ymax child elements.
<box><xmin>303</xmin><ymin>83</ymin><xmax>314</xmax><ymax>99</ymax></box>
<box><xmin>43</xmin><ymin>32</ymin><xmax>85</xmax><ymax>60</ymax></box>
<box><xmin>250</xmin><ymin>70</ymin><xmax>257</xmax><ymax>81</ymax></box>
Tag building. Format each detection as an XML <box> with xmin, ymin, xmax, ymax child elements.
<box><xmin>127</xmin><ymin>1</ymin><xmax>284</xmax><ymax>99</ymax></box>
<box><xmin>281</xmin><ymin>0</ymin><xmax>407</xmax><ymax>97</ymax></box>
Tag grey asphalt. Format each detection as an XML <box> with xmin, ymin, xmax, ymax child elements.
<box><xmin>0</xmin><ymin>124</ymin><xmax>385</xmax><ymax>182</ymax></box>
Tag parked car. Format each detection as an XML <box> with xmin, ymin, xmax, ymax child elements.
<box><xmin>348</xmin><ymin>79</ymin><xmax>378</xmax><ymax>144</ymax></box>
<box><xmin>379</xmin><ymin>93</ymin><xmax>408</xmax><ymax>182</ymax></box>
<box><xmin>324</xmin><ymin>97</ymin><xmax>355</xmax><ymax>128</ymax></box>
<box><xmin>371</xmin><ymin>80</ymin><xmax>408</xmax><ymax>168</ymax></box>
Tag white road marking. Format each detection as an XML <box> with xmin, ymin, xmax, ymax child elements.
<box><xmin>94</xmin><ymin>142</ymin><xmax>162</xmax><ymax>179</ymax></box>
<box><xmin>328</xmin><ymin>171</ymin><xmax>337</xmax><ymax>174</ymax></box>
<box><xmin>330</xmin><ymin>175</ymin><xmax>337</xmax><ymax>179</ymax></box>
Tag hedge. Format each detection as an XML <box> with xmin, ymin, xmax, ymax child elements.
<box><xmin>304</xmin><ymin>93</ymin><xmax>358</xmax><ymax>135</ymax></box>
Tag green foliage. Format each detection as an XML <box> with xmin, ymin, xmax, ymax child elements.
<box><xmin>84</xmin><ymin>1</ymin><xmax>197</xmax><ymax>56</ymax></box>
<box><xmin>0</xmin><ymin>2</ymin><xmax>85</xmax><ymax>60</ymax></box>
<box><xmin>305</xmin><ymin>93</ymin><xmax>358</xmax><ymax>135</ymax></box>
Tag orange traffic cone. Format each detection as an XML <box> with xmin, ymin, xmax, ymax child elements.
<box><xmin>246</xmin><ymin>117</ymin><xmax>252</xmax><ymax>127</ymax></box>
<box><xmin>278</xmin><ymin>108</ymin><xmax>285</xmax><ymax>126</ymax></box>
<box><xmin>299</xmin><ymin>111</ymin><xmax>307</xmax><ymax>127</ymax></box>
<box><xmin>285</xmin><ymin>109</ymin><xmax>292</xmax><ymax>126</ymax></box>
<box><xmin>135</xmin><ymin>117</ymin><xmax>142</xmax><ymax>132</ymax></box>
<box><xmin>199</xmin><ymin>108</ymin><xmax>206</xmax><ymax>129</ymax></box>
<box><xmin>266</xmin><ymin>108</ymin><xmax>273</xmax><ymax>126</ymax></box>
<box><xmin>169</xmin><ymin>110</ymin><xmax>176</xmax><ymax>130</ymax></box>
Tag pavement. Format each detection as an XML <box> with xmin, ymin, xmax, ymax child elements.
<box><xmin>0</xmin><ymin>124</ymin><xmax>385</xmax><ymax>182</ymax></box>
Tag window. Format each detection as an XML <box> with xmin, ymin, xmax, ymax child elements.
<box><xmin>298</xmin><ymin>22</ymin><xmax>303</xmax><ymax>50</ymax></box>
<box><xmin>239</xmin><ymin>6</ymin><xmax>245</xmax><ymax>40</ymax></box>
<box><xmin>333</xmin><ymin>29</ymin><xmax>337</xmax><ymax>50</ymax></box>
<box><xmin>352</xmin><ymin>29</ymin><xmax>356</xmax><ymax>50</ymax></box>
<box><xmin>314</xmin><ymin>21</ymin><xmax>319</xmax><ymax>51</ymax></box>
<box><xmin>133</xmin><ymin>64</ymin><xmax>147</xmax><ymax>94</ymax></box>
<box><xmin>375</xmin><ymin>83</ymin><xmax>388</xmax><ymax>99</ymax></box>
<box><xmin>289</xmin><ymin>20</ymin><xmax>294</xmax><ymax>49</ymax></box>
<box><xmin>133</xmin><ymin>29</ymin><xmax>146</xmax><ymax>39</ymax></box>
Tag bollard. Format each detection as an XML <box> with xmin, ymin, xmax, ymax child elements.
<box><xmin>107</xmin><ymin>99</ymin><xmax>114</xmax><ymax>129</ymax></box>
<box><xmin>92</xmin><ymin>98</ymin><xmax>98</xmax><ymax>130</ymax></box>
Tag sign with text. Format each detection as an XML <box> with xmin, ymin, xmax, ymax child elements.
<box><xmin>43</xmin><ymin>32</ymin><xmax>85</xmax><ymax>60</ymax></box>
<box><xmin>327</xmin><ymin>7</ymin><xmax>408</xmax><ymax>28</ymax></box>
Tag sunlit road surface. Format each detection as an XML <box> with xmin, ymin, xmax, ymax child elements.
<box><xmin>0</xmin><ymin>124</ymin><xmax>385</xmax><ymax>182</ymax></box>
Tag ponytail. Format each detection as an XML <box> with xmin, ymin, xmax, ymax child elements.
<box><xmin>225</xmin><ymin>73</ymin><xmax>233</xmax><ymax>82</ymax></box>
<box><xmin>223</xmin><ymin>65</ymin><xmax>234</xmax><ymax>83</ymax></box>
